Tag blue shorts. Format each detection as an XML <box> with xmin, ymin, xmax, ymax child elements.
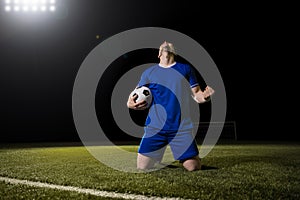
<box><xmin>138</xmin><ymin>127</ymin><xmax>199</xmax><ymax>162</ymax></box>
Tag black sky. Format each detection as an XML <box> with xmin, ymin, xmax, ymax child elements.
<box><xmin>0</xmin><ymin>1</ymin><xmax>298</xmax><ymax>142</ymax></box>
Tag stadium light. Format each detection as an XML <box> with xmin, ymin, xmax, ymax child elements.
<box><xmin>3</xmin><ymin>0</ymin><xmax>56</xmax><ymax>13</ymax></box>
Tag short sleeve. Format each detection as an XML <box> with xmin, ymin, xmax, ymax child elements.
<box><xmin>137</xmin><ymin>70</ymin><xmax>149</xmax><ymax>88</ymax></box>
<box><xmin>187</xmin><ymin>65</ymin><xmax>199</xmax><ymax>88</ymax></box>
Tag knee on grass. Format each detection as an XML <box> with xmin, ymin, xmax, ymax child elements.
<box><xmin>137</xmin><ymin>153</ymin><xmax>158</xmax><ymax>170</ymax></box>
<box><xmin>182</xmin><ymin>157</ymin><xmax>201</xmax><ymax>171</ymax></box>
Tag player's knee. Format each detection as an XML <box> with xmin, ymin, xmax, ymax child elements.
<box><xmin>137</xmin><ymin>153</ymin><xmax>156</xmax><ymax>171</ymax></box>
<box><xmin>184</xmin><ymin>164</ymin><xmax>201</xmax><ymax>171</ymax></box>
<box><xmin>182</xmin><ymin>157</ymin><xmax>201</xmax><ymax>171</ymax></box>
<box><xmin>137</xmin><ymin>163</ymin><xmax>149</xmax><ymax>170</ymax></box>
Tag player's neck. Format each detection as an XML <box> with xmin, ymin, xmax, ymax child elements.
<box><xmin>159</xmin><ymin>58</ymin><xmax>176</xmax><ymax>68</ymax></box>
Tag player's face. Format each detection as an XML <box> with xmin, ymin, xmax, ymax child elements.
<box><xmin>158</xmin><ymin>41</ymin><xmax>168</xmax><ymax>58</ymax></box>
<box><xmin>158</xmin><ymin>46</ymin><xmax>169</xmax><ymax>58</ymax></box>
<box><xmin>158</xmin><ymin>48</ymin><xmax>170</xmax><ymax>64</ymax></box>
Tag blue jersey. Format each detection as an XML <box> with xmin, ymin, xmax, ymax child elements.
<box><xmin>137</xmin><ymin>62</ymin><xmax>199</xmax><ymax>132</ymax></box>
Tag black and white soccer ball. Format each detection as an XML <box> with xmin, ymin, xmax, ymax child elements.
<box><xmin>130</xmin><ymin>86</ymin><xmax>152</xmax><ymax>108</ymax></box>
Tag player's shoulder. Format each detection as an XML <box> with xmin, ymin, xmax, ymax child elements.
<box><xmin>143</xmin><ymin>64</ymin><xmax>159</xmax><ymax>74</ymax></box>
<box><xmin>146</xmin><ymin>64</ymin><xmax>159</xmax><ymax>70</ymax></box>
<box><xmin>176</xmin><ymin>62</ymin><xmax>191</xmax><ymax>69</ymax></box>
<box><xmin>174</xmin><ymin>62</ymin><xmax>192</xmax><ymax>74</ymax></box>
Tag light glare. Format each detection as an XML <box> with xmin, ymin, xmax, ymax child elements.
<box><xmin>40</xmin><ymin>5</ymin><xmax>46</xmax><ymax>11</ymax></box>
<box><xmin>14</xmin><ymin>6</ymin><xmax>20</xmax><ymax>11</ymax></box>
<box><xmin>49</xmin><ymin>5</ymin><xmax>55</xmax><ymax>11</ymax></box>
<box><xmin>5</xmin><ymin>5</ymin><xmax>11</xmax><ymax>11</ymax></box>
<box><xmin>22</xmin><ymin>5</ymin><xmax>28</xmax><ymax>11</ymax></box>
<box><xmin>31</xmin><ymin>5</ymin><xmax>37</xmax><ymax>11</ymax></box>
<box><xmin>4</xmin><ymin>0</ymin><xmax>56</xmax><ymax>12</ymax></box>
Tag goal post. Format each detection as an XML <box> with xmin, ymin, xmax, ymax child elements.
<box><xmin>193</xmin><ymin>121</ymin><xmax>237</xmax><ymax>141</ymax></box>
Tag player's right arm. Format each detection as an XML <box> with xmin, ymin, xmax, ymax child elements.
<box><xmin>127</xmin><ymin>93</ymin><xmax>148</xmax><ymax>110</ymax></box>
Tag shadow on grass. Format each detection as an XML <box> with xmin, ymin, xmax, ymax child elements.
<box><xmin>165</xmin><ymin>164</ymin><xmax>218</xmax><ymax>170</ymax></box>
<box><xmin>164</xmin><ymin>164</ymin><xmax>180</xmax><ymax>169</ymax></box>
<box><xmin>201</xmin><ymin>165</ymin><xmax>218</xmax><ymax>170</ymax></box>
<box><xmin>159</xmin><ymin>163</ymin><xmax>218</xmax><ymax>170</ymax></box>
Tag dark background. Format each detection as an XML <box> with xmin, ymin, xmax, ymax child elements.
<box><xmin>0</xmin><ymin>1</ymin><xmax>298</xmax><ymax>143</ymax></box>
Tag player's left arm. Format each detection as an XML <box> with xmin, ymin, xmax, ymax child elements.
<box><xmin>191</xmin><ymin>85</ymin><xmax>215</xmax><ymax>103</ymax></box>
<box><xmin>187</xmin><ymin>64</ymin><xmax>214</xmax><ymax>103</ymax></box>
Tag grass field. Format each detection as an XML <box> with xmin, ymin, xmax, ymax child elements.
<box><xmin>0</xmin><ymin>142</ymin><xmax>299</xmax><ymax>199</ymax></box>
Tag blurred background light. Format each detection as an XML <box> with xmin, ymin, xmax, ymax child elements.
<box><xmin>3</xmin><ymin>0</ymin><xmax>56</xmax><ymax>13</ymax></box>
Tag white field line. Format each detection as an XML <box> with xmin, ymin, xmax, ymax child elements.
<box><xmin>0</xmin><ymin>176</ymin><xmax>185</xmax><ymax>200</ymax></box>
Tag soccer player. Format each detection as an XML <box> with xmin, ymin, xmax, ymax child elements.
<box><xmin>127</xmin><ymin>41</ymin><xmax>214</xmax><ymax>171</ymax></box>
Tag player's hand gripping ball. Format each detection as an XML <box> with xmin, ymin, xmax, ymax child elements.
<box><xmin>130</xmin><ymin>86</ymin><xmax>152</xmax><ymax>109</ymax></box>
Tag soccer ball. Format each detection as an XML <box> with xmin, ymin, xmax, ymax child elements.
<box><xmin>130</xmin><ymin>86</ymin><xmax>152</xmax><ymax>108</ymax></box>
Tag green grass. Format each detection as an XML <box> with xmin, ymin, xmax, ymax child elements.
<box><xmin>0</xmin><ymin>182</ymin><xmax>123</xmax><ymax>200</ymax></box>
<box><xmin>0</xmin><ymin>142</ymin><xmax>299</xmax><ymax>199</ymax></box>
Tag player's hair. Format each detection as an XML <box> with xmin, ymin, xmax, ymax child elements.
<box><xmin>160</xmin><ymin>41</ymin><xmax>177</xmax><ymax>55</ymax></box>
